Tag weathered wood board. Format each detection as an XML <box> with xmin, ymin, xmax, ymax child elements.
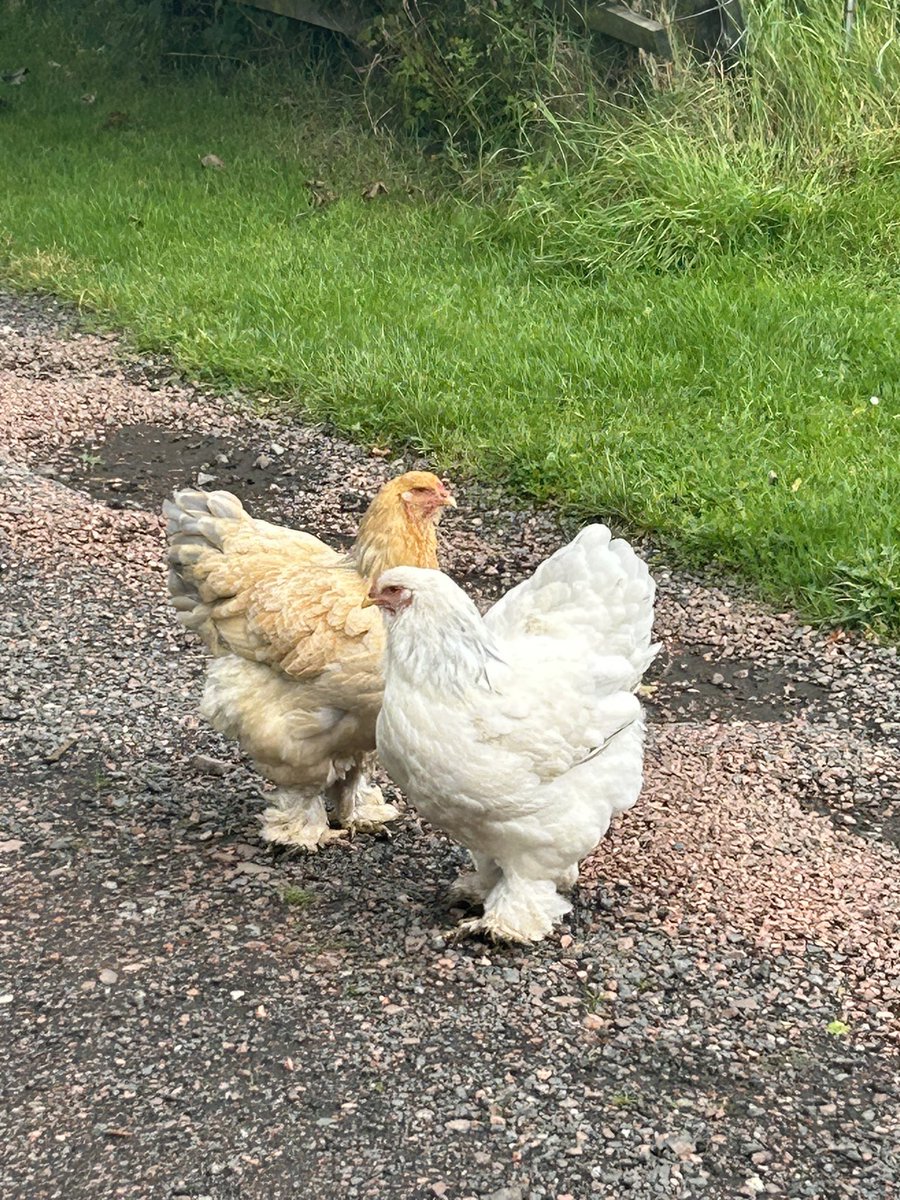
<box><xmin>562</xmin><ymin>2</ymin><xmax>672</xmax><ymax>58</ymax></box>
<box><xmin>243</xmin><ymin>0</ymin><xmax>368</xmax><ymax>38</ymax></box>
<box><xmin>244</xmin><ymin>0</ymin><xmax>677</xmax><ymax>59</ymax></box>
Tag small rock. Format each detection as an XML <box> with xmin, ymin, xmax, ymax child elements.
<box><xmin>99</xmin><ymin>969</ymin><xmax>118</xmax><ymax>985</ymax></box>
<box><xmin>190</xmin><ymin>754</ymin><xmax>232</xmax><ymax>776</ymax></box>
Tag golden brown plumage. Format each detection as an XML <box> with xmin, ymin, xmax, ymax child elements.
<box><xmin>164</xmin><ymin>471</ymin><xmax>454</xmax><ymax>849</ymax></box>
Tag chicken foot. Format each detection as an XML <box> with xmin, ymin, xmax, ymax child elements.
<box><xmin>259</xmin><ymin>788</ymin><xmax>348</xmax><ymax>852</ymax></box>
<box><xmin>449</xmin><ymin>872</ymin><xmax>573</xmax><ymax>944</ymax></box>
<box><xmin>330</xmin><ymin>764</ymin><xmax>399</xmax><ymax>836</ymax></box>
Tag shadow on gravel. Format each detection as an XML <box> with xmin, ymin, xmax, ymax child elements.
<box><xmin>646</xmin><ymin>646</ymin><xmax>828</xmax><ymax>725</ymax></box>
<box><xmin>62</xmin><ymin>421</ymin><xmax>326</xmax><ymax>520</ymax></box>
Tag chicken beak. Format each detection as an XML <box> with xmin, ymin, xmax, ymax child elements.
<box><xmin>442</xmin><ymin>493</ymin><xmax>457</xmax><ymax>508</ymax></box>
<box><xmin>361</xmin><ymin>589</ymin><xmax>378</xmax><ymax>609</ymax></box>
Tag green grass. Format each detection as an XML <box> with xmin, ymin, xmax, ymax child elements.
<box><xmin>281</xmin><ymin>886</ymin><xmax>315</xmax><ymax>909</ymax></box>
<box><xmin>1</xmin><ymin>4</ymin><xmax>898</xmax><ymax>630</ymax></box>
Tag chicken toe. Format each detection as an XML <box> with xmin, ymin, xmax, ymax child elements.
<box><xmin>448</xmin><ymin>914</ymin><xmax>537</xmax><ymax>945</ymax></box>
<box><xmin>259</xmin><ymin>789</ymin><xmax>347</xmax><ymax>852</ymax></box>
<box><xmin>344</xmin><ymin>801</ymin><xmax>401</xmax><ymax>836</ymax></box>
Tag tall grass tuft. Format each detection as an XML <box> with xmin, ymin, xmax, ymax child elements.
<box><xmin>475</xmin><ymin>3</ymin><xmax>900</xmax><ymax>279</ymax></box>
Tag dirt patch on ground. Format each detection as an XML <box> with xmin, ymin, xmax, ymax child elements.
<box><xmin>647</xmin><ymin>645</ymin><xmax>828</xmax><ymax>725</ymax></box>
<box><xmin>62</xmin><ymin>421</ymin><xmax>328</xmax><ymax>518</ymax></box>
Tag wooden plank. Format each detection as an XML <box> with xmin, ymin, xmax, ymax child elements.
<box><xmin>243</xmin><ymin>0</ymin><xmax>370</xmax><ymax>38</ymax></box>
<box><xmin>247</xmin><ymin>0</ymin><xmax>673</xmax><ymax>59</ymax></box>
<box><xmin>583</xmin><ymin>3</ymin><xmax>672</xmax><ymax>57</ymax></box>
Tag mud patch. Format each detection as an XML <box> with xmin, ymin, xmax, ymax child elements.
<box><xmin>60</xmin><ymin>421</ymin><xmax>326</xmax><ymax>521</ymax></box>
<box><xmin>646</xmin><ymin>645</ymin><xmax>828</xmax><ymax>724</ymax></box>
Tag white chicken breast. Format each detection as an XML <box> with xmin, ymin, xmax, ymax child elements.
<box><xmin>367</xmin><ymin>525</ymin><xmax>658</xmax><ymax>943</ymax></box>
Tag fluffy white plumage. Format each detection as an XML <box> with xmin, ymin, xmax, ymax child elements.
<box><xmin>372</xmin><ymin>525</ymin><xmax>659</xmax><ymax>943</ymax></box>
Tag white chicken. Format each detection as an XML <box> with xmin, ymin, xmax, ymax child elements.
<box><xmin>366</xmin><ymin>525</ymin><xmax>658</xmax><ymax>943</ymax></box>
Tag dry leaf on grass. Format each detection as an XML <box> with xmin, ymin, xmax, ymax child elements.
<box><xmin>1</xmin><ymin>67</ymin><xmax>28</xmax><ymax>85</ymax></box>
<box><xmin>199</xmin><ymin>153</ymin><xmax>226</xmax><ymax>170</ymax></box>
<box><xmin>81</xmin><ymin>92</ymin><xmax>96</xmax><ymax>105</ymax></box>
<box><xmin>306</xmin><ymin>179</ymin><xmax>336</xmax><ymax>207</ymax></box>
<box><xmin>362</xmin><ymin>180</ymin><xmax>388</xmax><ymax>200</ymax></box>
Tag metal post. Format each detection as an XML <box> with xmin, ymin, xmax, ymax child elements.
<box><xmin>843</xmin><ymin>0</ymin><xmax>857</xmax><ymax>50</ymax></box>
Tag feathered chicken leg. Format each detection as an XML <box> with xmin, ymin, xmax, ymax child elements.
<box><xmin>450</xmin><ymin>871</ymin><xmax>573</xmax><ymax>944</ymax></box>
<box><xmin>260</xmin><ymin>788</ymin><xmax>348</xmax><ymax>852</ymax></box>
<box><xmin>447</xmin><ymin>852</ymin><xmax>502</xmax><ymax>906</ymax></box>
<box><xmin>330</xmin><ymin>759</ymin><xmax>400</xmax><ymax>835</ymax></box>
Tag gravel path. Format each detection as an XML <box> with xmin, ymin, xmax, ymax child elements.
<box><xmin>1</xmin><ymin>291</ymin><xmax>897</xmax><ymax>1200</ymax></box>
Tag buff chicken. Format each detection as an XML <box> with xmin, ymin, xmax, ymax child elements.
<box><xmin>164</xmin><ymin>471</ymin><xmax>455</xmax><ymax>850</ymax></box>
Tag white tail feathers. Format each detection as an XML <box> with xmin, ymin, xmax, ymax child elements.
<box><xmin>484</xmin><ymin>523</ymin><xmax>659</xmax><ymax>688</ymax></box>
